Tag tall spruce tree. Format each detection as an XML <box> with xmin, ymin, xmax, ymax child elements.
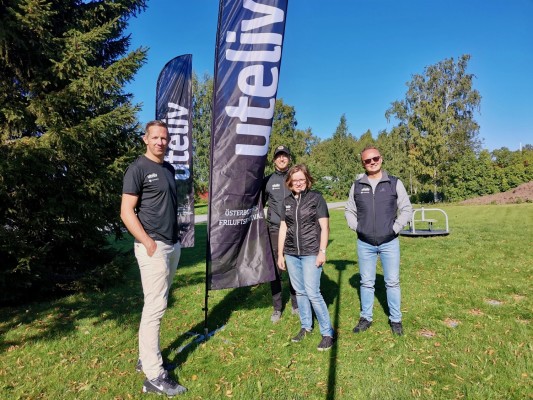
<box><xmin>0</xmin><ymin>0</ymin><xmax>147</xmax><ymax>302</ymax></box>
<box><xmin>266</xmin><ymin>98</ymin><xmax>316</xmax><ymax>171</ymax></box>
<box><xmin>308</xmin><ymin>115</ymin><xmax>359</xmax><ymax>198</ymax></box>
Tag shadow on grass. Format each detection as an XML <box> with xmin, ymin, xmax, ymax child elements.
<box><xmin>0</xmin><ymin>253</ymin><xmax>145</xmax><ymax>352</ymax></box>
<box><xmin>323</xmin><ymin>258</ymin><xmax>350</xmax><ymax>400</ymax></box>
<box><xmin>317</xmin><ymin>245</ymin><xmax>401</xmax><ymax>398</ymax></box>
<box><xmin>164</xmin><ymin>285</ymin><xmax>261</xmax><ymax>367</ymax></box>
<box><xmin>161</xmin><ymin>222</ymin><xmax>283</xmax><ymax>368</ymax></box>
<box><xmin>0</xmin><ymin>221</ymin><xmax>275</xmax><ymax>372</ymax></box>
<box><xmin>349</xmin><ymin>273</ymin><xmax>390</xmax><ymax>319</ymax></box>
<box><xmin>0</xmin><ymin>224</ymin><xmax>209</xmax><ymax>353</ymax></box>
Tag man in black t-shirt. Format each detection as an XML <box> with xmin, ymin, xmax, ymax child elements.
<box><xmin>263</xmin><ymin>145</ymin><xmax>298</xmax><ymax>323</ymax></box>
<box><xmin>121</xmin><ymin>121</ymin><xmax>186</xmax><ymax>396</ymax></box>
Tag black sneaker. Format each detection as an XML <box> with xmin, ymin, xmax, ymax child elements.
<box><xmin>291</xmin><ymin>328</ymin><xmax>312</xmax><ymax>343</ymax></box>
<box><xmin>353</xmin><ymin>317</ymin><xmax>372</xmax><ymax>333</ymax></box>
<box><xmin>135</xmin><ymin>359</ymin><xmax>176</xmax><ymax>373</ymax></box>
<box><xmin>389</xmin><ymin>320</ymin><xmax>404</xmax><ymax>336</ymax></box>
<box><xmin>142</xmin><ymin>371</ymin><xmax>187</xmax><ymax>396</ymax></box>
<box><xmin>317</xmin><ymin>335</ymin><xmax>334</xmax><ymax>351</ymax></box>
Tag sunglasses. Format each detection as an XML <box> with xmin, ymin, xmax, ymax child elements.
<box><xmin>362</xmin><ymin>156</ymin><xmax>381</xmax><ymax>165</ymax></box>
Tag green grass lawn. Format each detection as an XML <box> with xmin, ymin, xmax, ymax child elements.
<box><xmin>1</xmin><ymin>204</ymin><xmax>531</xmax><ymax>399</ymax></box>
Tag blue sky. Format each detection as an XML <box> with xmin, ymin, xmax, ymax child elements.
<box><xmin>125</xmin><ymin>0</ymin><xmax>533</xmax><ymax>151</ymax></box>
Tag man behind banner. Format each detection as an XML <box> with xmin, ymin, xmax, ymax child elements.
<box><xmin>344</xmin><ymin>145</ymin><xmax>412</xmax><ymax>336</ymax></box>
<box><xmin>121</xmin><ymin>120</ymin><xmax>187</xmax><ymax>396</ymax></box>
<box><xmin>263</xmin><ymin>145</ymin><xmax>298</xmax><ymax>323</ymax></box>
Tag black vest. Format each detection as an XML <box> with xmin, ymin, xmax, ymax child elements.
<box><xmin>353</xmin><ymin>173</ymin><xmax>398</xmax><ymax>246</ymax></box>
<box><xmin>283</xmin><ymin>190</ymin><xmax>328</xmax><ymax>255</ymax></box>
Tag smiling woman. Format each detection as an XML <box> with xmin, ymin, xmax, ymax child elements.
<box><xmin>277</xmin><ymin>164</ymin><xmax>335</xmax><ymax>351</ymax></box>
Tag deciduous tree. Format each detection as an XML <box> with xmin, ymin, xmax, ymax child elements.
<box><xmin>192</xmin><ymin>73</ymin><xmax>213</xmax><ymax>196</ymax></box>
<box><xmin>386</xmin><ymin>55</ymin><xmax>481</xmax><ymax>201</ymax></box>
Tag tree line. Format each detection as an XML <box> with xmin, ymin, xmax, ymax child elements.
<box><xmin>1</xmin><ymin>2</ymin><xmax>531</xmax><ymax>303</ymax></box>
<box><xmin>192</xmin><ymin>55</ymin><xmax>532</xmax><ymax>203</ymax></box>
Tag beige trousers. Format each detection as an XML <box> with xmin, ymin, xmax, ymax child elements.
<box><xmin>134</xmin><ymin>240</ymin><xmax>180</xmax><ymax>380</ymax></box>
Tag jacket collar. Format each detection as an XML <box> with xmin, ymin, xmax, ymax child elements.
<box><xmin>291</xmin><ymin>188</ymin><xmax>309</xmax><ymax>200</ymax></box>
<box><xmin>359</xmin><ymin>170</ymin><xmax>390</xmax><ymax>185</ymax></box>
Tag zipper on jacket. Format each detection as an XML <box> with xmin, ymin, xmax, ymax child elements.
<box><xmin>371</xmin><ymin>178</ymin><xmax>388</xmax><ymax>246</ymax></box>
<box><xmin>295</xmin><ymin>195</ymin><xmax>301</xmax><ymax>255</ymax></box>
<box><xmin>372</xmin><ymin>185</ymin><xmax>377</xmax><ymax>245</ymax></box>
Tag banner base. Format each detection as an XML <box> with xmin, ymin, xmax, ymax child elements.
<box><xmin>176</xmin><ymin>325</ymin><xmax>226</xmax><ymax>354</ymax></box>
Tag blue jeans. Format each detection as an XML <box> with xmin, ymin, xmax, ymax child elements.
<box><xmin>285</xmin><ymin>254</ymin><xmax>334</xmax><ymax>337</ymax></box>
<box><xmin>357</xmin><ymin>238</ymin><xmax>402</xmax><ymax>323</ymax></box>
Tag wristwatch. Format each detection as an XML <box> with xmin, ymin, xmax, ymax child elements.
<box><xmin>320</xmin><ymin>248</ymin><xmax>326</xmax><ymax>254</ymax></box>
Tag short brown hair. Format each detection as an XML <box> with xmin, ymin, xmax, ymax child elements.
<box><xmin>286</xmin><ymin>164</ymin><xmax>315</xmax><ymax>190</ymax></box>
<box><xmin>144</xmin><ymin>120</ymin><xmax>168</xmax><ymax>136</ymax></box>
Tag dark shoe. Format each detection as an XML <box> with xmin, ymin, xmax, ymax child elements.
<box><xmin>270</xmin><ymin>310</ymin><xmax>282</xmax><ymax>323</ymax></box>
<box><xmin>353</xmin><ymin>317</ymin><xmax>372</xmax><ymax>333</ymax></box>
<box><xmin>142</xmin><ymin>371</ymin><xmax>187</xmax><ymax>396</ymax></box>
<box><xmin>136</xmin><ymin>359</ymin><xmax>176</xmax><ymax>373</ymax></box>
<box><xmin>291</xmin><ymin>328</ymin><xmax>312</xmax><ymax>343</ymax></box>
<box><xmin>390</xmin><ymin>320</ymin><xmax>404</xmax><ymax>336</ymax></box>
<box><xmin>317</xmin><ymin>335</ymin><xmax>334</xmax><ymax>351</ymax></box>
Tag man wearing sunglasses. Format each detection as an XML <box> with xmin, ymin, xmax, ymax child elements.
<box><xmin>344</xmin><ymin>146</ymin><xmax>412</xmax><ymax>336</ymax></box>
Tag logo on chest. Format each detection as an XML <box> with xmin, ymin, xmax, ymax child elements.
<box><xmin>147</xmin><ymin>173</ymin><xmax>159</xmax><ymax>183</ymax></box>
<box><xmin>360</xmin><ymin>187</ymin><xmax>371</xmax><ymax>194</ymax></box>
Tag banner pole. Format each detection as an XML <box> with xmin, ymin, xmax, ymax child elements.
<box><xmin>203</xmin><ymin>254</ymin><xmax>209</xmax><ymax>340</ymax></box>
<box><xmin>201</xmin><ymin>0</ymin><xmax>225</xmax><ymax>343</ymax></box>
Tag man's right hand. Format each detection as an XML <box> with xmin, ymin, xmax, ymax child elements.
<box><xmin>144</xmin><ymin>238</ymin><xmax>157</xmax><ymax>257</ymax></box>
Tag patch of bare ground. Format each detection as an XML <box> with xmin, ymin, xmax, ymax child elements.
<box><xmin>459</xmin><ymin>181</ymin><xmax>533</xmax><ymax>205</ymax></box>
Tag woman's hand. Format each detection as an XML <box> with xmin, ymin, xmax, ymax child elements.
<box><xmin>278</xmin><ymin>221</ymin><xmax>288</xmax><ymax>271</ymax></box>
<box><xmin>278</xmin><ymin>254</ymin><xmax>286</xmax><ymax>271</ymax></box>
<box><xmin>316</xmin><ymin>251</ymin><xmax>326</xmax><ymax>267</ymax></box>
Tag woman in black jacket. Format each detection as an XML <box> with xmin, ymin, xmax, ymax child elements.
<box><xmin>277</xmin><ymin>164</ymin><xmax>334</xmax><ymax>351</ymax></box>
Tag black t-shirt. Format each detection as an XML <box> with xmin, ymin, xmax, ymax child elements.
<box><xmin>122</xmin><ymin>155</ymin><xmax>178</xmax><ymax>244</ymax></box>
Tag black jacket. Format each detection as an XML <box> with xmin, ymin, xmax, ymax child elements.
<box><xmin>282</xmin><ymin>190</ymin><xmax>329</xmax><ymax>256</ymax></box>
<box><xmin>263</xmin><ymin>169</ymin><xmax>289</xmax><ymax>228</ymax></box>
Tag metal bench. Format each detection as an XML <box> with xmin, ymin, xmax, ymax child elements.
<box><xmin>401</xmin><ymin>207</ymin><xmax>449</xmax><ymax>237</ymax></box>
<box><xmin>411</xmin><ymin>218</ymin><xmax>438</xmax><ymax>231</ymax></box>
